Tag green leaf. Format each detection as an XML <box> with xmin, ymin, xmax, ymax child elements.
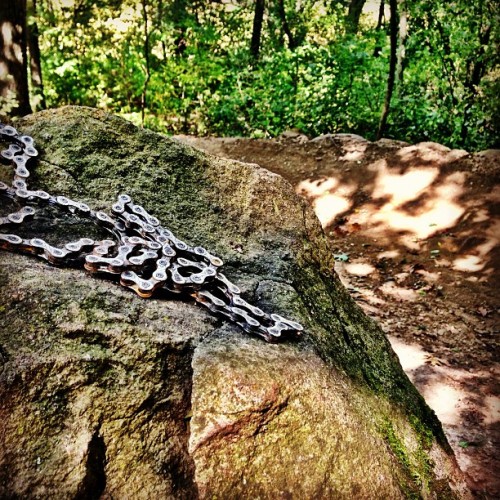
<box><xmin>334</xmin><ymin>253</ymin><xmax>349</xmax><ymax>262</ymax></box>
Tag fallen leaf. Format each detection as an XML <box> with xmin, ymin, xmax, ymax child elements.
<box><xmin>334</xmin><ymin>253</ymin><xmax>349</xmax><ymax>262</ymax></box>
<box><xmin>425</xmin><ymin>354</ymin><xmax>446</xmax><ymax>366</ymax></box>
<box><xmin>476</xmin><ymin>306</ymin><xmax>492</xmax><ymax>317</ymax></box>
<box><xmin>333</xmin><ymin>226</ymin><xmax>348</xmax><ymax>237</ymax></box>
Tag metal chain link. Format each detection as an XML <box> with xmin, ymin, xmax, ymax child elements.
<box><xmin>0</xmin><ymin>123</ymin><xmax>303</xmax><ymax>342</ymax></box>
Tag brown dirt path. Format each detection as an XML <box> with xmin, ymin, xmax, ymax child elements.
<box><xmin>175</xmin><ymin>133</ymin><xmax>500</xmax><ymax>498</ymax></box>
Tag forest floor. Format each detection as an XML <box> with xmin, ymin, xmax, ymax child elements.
<box><xmin>176</xmin><ymin>133</ymin><xmax>499</xmax><ymax>499</ymax></box>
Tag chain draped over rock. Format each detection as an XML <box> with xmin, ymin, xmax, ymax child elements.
<box><xmin>0</xmin><ymin>123</ymin><xmax>303</xmax><ymax>342</ymax></box>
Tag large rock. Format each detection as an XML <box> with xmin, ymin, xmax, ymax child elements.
<box><xmin>0</xmin><ymin>107</ymin><xmax>468</xmax><ymax>498</ymax></box>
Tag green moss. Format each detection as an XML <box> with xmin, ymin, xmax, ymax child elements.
<box><xmin>80</xmin><ymin>291</ymin><xmax>115</xmax><ymax>314</ymax></box>
<box><xmin>384</xmin><ymin>421</ymin><xmax>412</xmax><ymax>472</ymax></box>
<box><xmin>409</xmin><ymin>414</ymin><xmax>435</xmax><ymax>450</ymax></box>
<box><xmin>379</xmin><ymin>418</ymin><xmax>443</xmax><ymax>499</ymax></box>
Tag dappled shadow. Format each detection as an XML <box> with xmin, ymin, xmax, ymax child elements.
<box><xmin>294</xmin><ymin>140</ymin><xmax>499</xmax><ymax>280</ymax></box>
<box><xmin>389</xmin><ymin>335</ymin><xmax>500</xmax><ymax>498</ymax></box>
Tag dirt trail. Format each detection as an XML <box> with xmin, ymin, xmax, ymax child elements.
<box><xmin>176</xmin><ymin>133</ymin><xmax>500</xmax><ymax>498</ymax></box>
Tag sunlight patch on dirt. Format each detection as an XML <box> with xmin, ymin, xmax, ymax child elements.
<box><xmin>344</xmin><ymin>262</ymin><xmax>375</xmax><ymax>276</ymax></box>
<box><xmin>413</xmin><ymin>268</ymin><xmax>441</xmax><ymax>283</ymax></box>
<box><xmin>452</xmin><ymin>220</ymin><xmax>499</xmax><ymax>273</ymax></box>
<box><xmin>296</xmin><ymin>176</ymin><xmax>356</xmax><ymax>227</ymax></box>
<box><xmin>421</xmin><ymin>382</ymin><xmax>466</xmax><ymax>426</ymax></box>
<box><xmin>483</xmin><ymin>396</ymin><xmax>500</xmax><ymax>425</ymax></box>
<box><xmin>371</xmin><ymin>163</ymin><xmax>440</xmax><ymax>206</ymax></box>
<box><xmin>389</xmin><ymin>335</ymin><xmax>500</xmax><ymax>492</ymax></box>
<box><xmin>297</xmin><ymin>158</ymin><xmax>469</xmax><ymax>243</ymax></box>
<box><xmin>338</xmin><ymin>141</ymin><xmax>368</xmax><ymax>161</ymax></box>
<box><xmin>472</xmin><ymin>208</ymin><xmax>490</xmax><ymax>223</ymax></box>
<box><xmin>377</xmin><ymin>250</ymin><xmax>400</xmax><ymax>259</ymax></box>
<box><xmin>388</xmin><ymin>336</ymin><xmax>427</xmax><ymax>371</ymax></box>
<box><xmin>378</xmin><ymin>282</ymin><xmax>419</xmax><ymax>302</ymax></box>
<box><xmin>296</xmin><ymin>177</ymin><xmax>339</xmax><ymax>196</ymax></box>
<box><xmin>374</xmin><ymin>198</ymin><xmax>463</xmax><ymax>240</ymax></box>
<box><xmin>396</xmin><ymin>142</ymin><xmax>468</xmax><ymax>165</ymax></box>
<box><xmin>339</xmin><ymin>150</ymin><xmax>365</xmax><ymax>161</ymax></box>
<box><xmin>453</xmin><ymin>255</ymin><xmax>486</xmax><ymax>272</ymax></box>
<box><xmin>314</xmin><ymin>193</ymin><xmax>352</xmax><ymax>227</ymax></box>
<box><xmin>370</xmin><ymin>167</ymin><xmax>465</xmax><ymax>240</ymax></box>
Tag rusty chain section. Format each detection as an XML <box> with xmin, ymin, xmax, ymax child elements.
<box><xmin>0</xmin><ymin>123</ymin><xmax>303</xmax><ymax>342</ymax></box>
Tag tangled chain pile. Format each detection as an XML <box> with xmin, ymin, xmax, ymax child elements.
<box><xmin>0</xmin><ymin>123</ymin><xmax>303</xmax><ymax>342</ymax></box>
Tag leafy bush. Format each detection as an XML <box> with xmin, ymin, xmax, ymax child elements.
<box><xmin>35</xmin><ymin>0</ymin><xmax>498</xmax><ymax>151</ymax></box>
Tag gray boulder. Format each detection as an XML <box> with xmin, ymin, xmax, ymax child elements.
<box><xmin>0</xmin><ymin>107</ymin><xmax>468</xmax><ymax>498</ymax></box>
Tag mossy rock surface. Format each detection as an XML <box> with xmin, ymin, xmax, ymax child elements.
<box><xmin>0</xmin><ymin>107</ymin><xmax>469</xmax><ymax>498</ymax></box>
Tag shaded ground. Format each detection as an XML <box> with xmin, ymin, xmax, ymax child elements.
<box><xmin>176</xmin><ymin>133</ymin><xmax>500</xmax><ymax>499</ymax></box>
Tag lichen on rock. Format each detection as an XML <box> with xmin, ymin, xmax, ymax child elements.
<box><xmin>0</xmin><ymin>107</ymin><xmax>469</xmax><ymax>498</ymax></box>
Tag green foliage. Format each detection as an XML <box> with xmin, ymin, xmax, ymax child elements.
<box><xmin>380</xmin><ymin>418</ymin><xmax>435</xmax><ymax>497</ymax></box>
<box><xmin>33</xmin><ymin>0</ymin><xmax>499</xmax><ymax>150</ymax></box>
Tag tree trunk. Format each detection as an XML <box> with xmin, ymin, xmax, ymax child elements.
<box><xmin>395</xmin><ymin>0</ymin><xmax>407</xmax><ymax>96</ymax></box>
<box><xmin>460</xmin><ymin>2</ymin><xmax>492</xmax><ymax>143</ymax></box>
<box><xmin>376</xmin><ymin>0</ymin><xmax>398</xmax><ymax>140</ymax></box>
<box><xmin>169</xmin><ymin>0</ymin><xmax>188</xmax><ymax>56</ymax></box>
<box><xmin>250</xmin><ymin>0</ymin><xmax>265</xmax><ymax>60</ymax></box>
<box><xmin>376</xmin><ymin>0</ymin><xmax>385</xmax><ymax>30</ymax></box>
<box><xmin>373</xmin><ymin>0</ymin><xmax>385</xmax><ymax>57</ymax></box>
<box><xmin>0</xmin><ymin>0</ymin><xmax>32</xmax><ymax>117</ymax></box>
<box><xmin>432</xmin><ymin>12</ymin><xmax>459</xmax><ymax>107</ymax></box>
<box><xmin>27</xmin><ymin>0</ymin><xmax>45</xmax><ymax>110</ymax></box>
<box><xmin>141</xmin><ymin>0</ymin><xmax>151</xmax><ymax>127</ymax></box>
<box><xmin>276</xmin><ymin>0</ymin><xmax>296</xmax><ymax>50</ymax></box>
<box><xmin>346</xmin><ymin>0</ymin><xmax>366</xmax><ymax>34</ymax></box>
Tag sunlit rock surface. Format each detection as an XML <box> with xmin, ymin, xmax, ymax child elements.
<box><xmin>0</xmin><ymin>107</ymin><xmax>469</xmax><ymax>498</ymax></box>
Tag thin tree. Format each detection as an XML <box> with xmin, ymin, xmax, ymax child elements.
<box><xmin>250</xmin><ymin>0</ymin><xmax>266</xmax><ymax>60</ymax></box>
<box><xmin>395</xmin><ymin>0</ymin><xmax>407</xmax><ymax>96</ymax></box>
<box><xmin>0</xmin><ymin>0</ymin><xmax>32</xmax><ymax>116</ymax></box>
<box><xmin>141</xmin><ymin>0</ymin><xmax>151</xmax><ymax>127</ymax></box>
<box><xmin>170</xmin><ymin>0</ymin><xmax>188</xmax><ymax>56</ymax></box>
<box><xmin>376</xmin><ymin>0</ymin><xmax>385</xmax><ymax>30</ymax></box>
<box><xmin>276</xmin><ymin>0</ymin><xmax>296</xmax><ymax>50</ymax></box>
<box><xmin>376</xmin><ymin>0</ymin><xmax>398</xmax><ymax>140</ymax></box>
<box><xmin>373</xmin><ymin>0</ymin><xmax>385</xmax><ymax>57</ymax></box>
<box><xmin>346</xmin><ymin>0</ymin><xmax>366</xmax><ymax>34</ymax></box>
<box><xmin>460</xmin><ymin>0</ymin><xmax>493</xmax><ymax>143</ymax></box>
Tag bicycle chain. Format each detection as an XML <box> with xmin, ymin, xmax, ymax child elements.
<box><xmin>0</xmin><ymin>122</ymin><xmax>303</xmax><ymax>342</ymax></box>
